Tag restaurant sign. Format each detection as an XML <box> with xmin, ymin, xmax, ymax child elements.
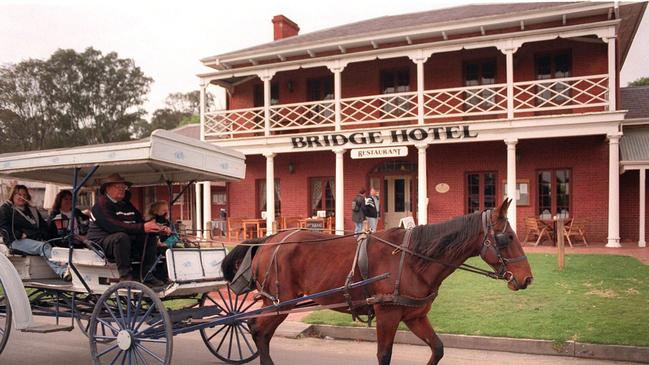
<box><xmin>351</xmin><ymin>146</ymin><xmax>408</xmax><ymax>159</ymax></box>
<box><xmin>291</xmin><ymin>125</ymin><xmax>478</xmax><ymax>149</ymax></box>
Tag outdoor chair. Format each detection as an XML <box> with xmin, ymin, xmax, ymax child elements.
<box><xmin>562</xmin><ymin>218</ymin><xmax>589</xmax><ymax>247</ymax></box>
<box><xmin>227</xmin><ymin>217</ymin><xmax>244</xmax><ymax>241</ymax></box>
<box><xmin>522</xmin><ymin>217</ymin><xmax>554</xmax><ymax>246</ymax></box>
<box><xmin>284</xmin><ymin>216</ymin><xmax>302</xmax><ymax>229</ymax></box>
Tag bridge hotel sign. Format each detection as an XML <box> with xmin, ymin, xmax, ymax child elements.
<box><xmin>290</xmin><ymin>125</ymin><xmax>479</xmax><ymax>157</ymax></box>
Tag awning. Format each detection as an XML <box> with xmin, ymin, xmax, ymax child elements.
<box><xmin>0</xmin><ymin>129</ymin><xmax>246</xmax><ymax>186</ymax></box>
<box><xmin>621</xmin><ymin>126</ymin><xmax>649</xmax><ymax>171</ymax></box>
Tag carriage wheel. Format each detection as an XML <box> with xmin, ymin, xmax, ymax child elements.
<box><xmin>0</xmin><ymin>278</ymin><xmax>11</xmax><ymax>355</ymax></box>
<box><xmin>199</xmin><ymin>285</ymin><xmax>259</xmax><ymax>364</ymax></box>
<box><xmin>74</xmin><ymin>294</ymin><xmax>113</xmax><ymax>343</ymax></box>
<box><xmin>89</xmin><ymin>281</ymin><xmax>173</xmax><ymax>365</ymax></box>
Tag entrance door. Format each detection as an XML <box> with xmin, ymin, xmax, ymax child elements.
<box><xmin>383</xmin><ymin>176</ymin><xmax>413</xmax><ymax>228</ymax></box>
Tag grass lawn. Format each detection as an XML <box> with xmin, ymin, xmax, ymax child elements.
<box><xmin>304</xmin><ymin>253</ymin><xmax>649</xmax><ymax>347</ymax></box>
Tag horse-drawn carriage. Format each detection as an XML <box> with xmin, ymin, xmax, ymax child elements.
<box><xmin>0</xmin><ymin>129</ymin><xmax>533</xmax><ymax>365</ymax></box>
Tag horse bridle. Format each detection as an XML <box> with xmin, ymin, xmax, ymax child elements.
<box><xmin>479</xmin><ymin>209</ymin><xmax>528</xmax><ymax>286</ymax></box>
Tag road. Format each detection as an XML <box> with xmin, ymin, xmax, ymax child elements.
<box><xmin>0</xmin><ymin>324</ymin><xmax>641</xmax><ymax>365</ymax></box>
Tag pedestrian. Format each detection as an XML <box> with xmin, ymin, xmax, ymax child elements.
<box><xmin>366</xmin><ymin>188</ymin><xmax>380</xmax><ymax>232</ymax></box>
<box><xmin>351</xmin><ymin>188</ymin><xmax>366</xmax><ymax>234</ymax></box>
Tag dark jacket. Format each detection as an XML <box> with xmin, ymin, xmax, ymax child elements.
<box><xmin>48</xmin><ymin>208</ymin><xmax>89</xmax><ymax>236</ymax></box>
<box><xmin>0</xmin><ymin>201</ymin><xmax>52</xmax><ymax>244</ymax></box>
<box><xmin>351</xmin><ymin>194</ymin><xmax>366</xmax><ymax>223</ymax></box>
<box><xmin>364</xmin><ymin>197</ymin><xmax>378</xmax><ymax>218</ymax></box>
<box><xmin>87</xmin><ymin>194</ymin><xmax>145</xmax><ymax>242</ymax></box>
<box><xmin>152</xmin><ymin>214</ymin><xmax>171</xmax><ymax>243</ymax></box>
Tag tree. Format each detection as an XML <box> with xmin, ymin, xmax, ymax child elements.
<box><xmin>165</xmin><ymin>90</ymin><xmax>215</xmax><ymax>115</ymax></box>
<box><xmin>628</xmin><ymin>77</ymin><xmax>649</xmax><ymax>87</ymax></box>
<box><xmin>0</xmin><ymin>47</ymin><xmax>152</xmax><ymax>152</ymax></box>
<box><xmin>132</xmin><ymin>108</ymin><xmax>191</xmax><ymax>138</ymax></box>
<box><xmin>133</xmin><ymin>90</ymin><xmax>213</xmax><ymax>138</ymax></box>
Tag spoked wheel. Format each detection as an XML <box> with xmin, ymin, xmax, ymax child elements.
<box><xmin>74</xmin><ymin>294</ymin><xmax>112</xmax><ymax>343</ymax></box>
<box><xmin>0</xmin><ymin>278</ymin><xmax>11</xmax><ymax>355</ymax></box>
<box><xmin>89</xmin><ymin>281</ymin><xmax>173</xmax><ymax>365</ymax></box>
<box><xmin>199</xmin><ymin>285</ymin><xmax>259</xmax><ymax>364</ymax></box>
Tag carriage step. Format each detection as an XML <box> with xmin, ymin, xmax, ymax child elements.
<box><xmin>22</xmin><ymin>324</ymin><xmax>74</xmax><ymax>333</ymax></box>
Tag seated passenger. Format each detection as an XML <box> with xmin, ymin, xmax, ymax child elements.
<box><xmin>48</xmin><ymin>190</ymin><xmax>90</xmax><ymax>245</ymax></box>
<box><xmin>0</xmin><ymin>184</ymin><xmax>69</xmax><ymax>279</ymax></box>
<box><xmin>87</xmin><ymin>173</ymin><xmax>164</xmax><ymax>287</ymax></box>
<box><xmin>147</xmin><ymin>200</ymin><xmax>173</xmax><ymax>246</ymax></box>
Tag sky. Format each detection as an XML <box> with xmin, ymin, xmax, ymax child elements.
<box><xmin>1</xmin><ymin>0</ymin><xmax>648</xmax><ymax>117</ymax></box>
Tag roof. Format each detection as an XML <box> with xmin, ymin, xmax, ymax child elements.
<box><xmin>621</xmin><ymin>126</ymin><xmax>649</xmax><ymax>163</ymax></box>
<box><xmin>621</xmin><ymin>86</ymin><xmax>649</xmax><ymax>119</ymax></box>
<box><xmin>0</xmin><ymin>129</ymin><xmax>246</xmax><ymax>186</ymax></box>
<box><xmin>201</xmin><ymin>2</ymin><xmax>645</xmax><ymax>72</ymax></box>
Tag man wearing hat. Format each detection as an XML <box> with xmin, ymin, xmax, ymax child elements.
<box><xmin>87</xmin><ymin>173</ymin><xmax>168</xmax><ymax>286</ymax></box>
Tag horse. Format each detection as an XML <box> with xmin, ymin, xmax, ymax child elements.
<box><xmin>221</xmin><ymin>199</ymin><xmax>533</xmax><ymax>365</ymax></box>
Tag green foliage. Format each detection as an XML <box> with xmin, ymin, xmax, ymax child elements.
<box><xmin>133</xmin><ymin>91</ymin><xmax>210</xmax><ymax>138</ymax></box>
<box><xmin>305</xmin><ymin>254</ymin><xmax>649</xmax><ymax>346</ymax></box>
<box><xmin>628</xmin><ymin>77</ymin><xmax>649</xmax><ymax>87</ymax></box>
<box><xmin>0</xmin><ymin>47</ymin><xmax>152</xmax><ymax>152</ymax></box>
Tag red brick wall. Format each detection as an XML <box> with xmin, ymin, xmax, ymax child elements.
<box><xmin>227</xmin><ymin>135</ymin><xmax>616</xmax><ymax>242</ymax></box>
<box><xmin>620</xmin><ymin>170</ymin><xmax>649</xmax><ymax>243</ymax></box>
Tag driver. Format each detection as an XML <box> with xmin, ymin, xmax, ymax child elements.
<box><xmin>87</xmin><ymin>173</ymin><xmax>169</xmax><ymax>287</ymax></box>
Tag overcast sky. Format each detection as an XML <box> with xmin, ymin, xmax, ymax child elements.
<box><xmin>1</xmin><ymin>0</ymin><xmax>648</xmax><ymax>116</ymax></box>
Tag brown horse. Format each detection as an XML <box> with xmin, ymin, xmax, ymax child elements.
<box><xmin>222</xmin><ymin>199</ymin><xmax>533</xmax><ymax>365</ymax></box>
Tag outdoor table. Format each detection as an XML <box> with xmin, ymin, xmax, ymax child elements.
<box><xmin>242</xmin><ymin>218</ymin><xmax>265</xmax><ymax>239</ymax></box>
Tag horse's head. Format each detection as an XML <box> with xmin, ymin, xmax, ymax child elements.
<box><xmin>479</xmin><ymin>198</ymin><xmax>533</xmax><ymax>291</ymax></box>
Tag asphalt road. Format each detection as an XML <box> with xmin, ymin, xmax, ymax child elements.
<box><xmin>0</xmin><ymin>324</ymin><xmax>641</xmax><ymax>365</ymax></box>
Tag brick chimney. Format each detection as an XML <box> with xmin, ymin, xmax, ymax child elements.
<box><xmin>272</xmin><ymin>15</ymin><xmax>299</xmax><ymax>40</ymax></box>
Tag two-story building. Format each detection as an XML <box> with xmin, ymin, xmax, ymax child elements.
<box><xmin>194</xmin><ymin>2</ymin><xmax>647</xmax><ymax>246</ymax></box>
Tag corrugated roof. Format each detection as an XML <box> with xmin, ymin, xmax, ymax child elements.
<box><xmin>204</xmin><ymin>2</ymin><xmax>575</xmax><ymax>62</ymax></box>
<box><xmin>621</xmin><ymin>86</ymin><xmax>649</xmax><ymax>119</ymax></box>
<box><xmin>621</xmin><ymin>127</ymin><xmax>649</xmax><ymax>161</ymax></box>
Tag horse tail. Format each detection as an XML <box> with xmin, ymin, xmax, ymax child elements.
<box><xmin>221</xmin><ymin>238</ymin><xmax>264</xmax><ymax>282</ymax></box>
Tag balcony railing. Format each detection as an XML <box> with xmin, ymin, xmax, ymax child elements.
<box><xmin>204</xmin><ymin>74</ymin><xmax>610</xmax><ymax>139</ymax></box>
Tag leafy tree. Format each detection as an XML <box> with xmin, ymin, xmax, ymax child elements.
<box><xmin>133</xmin><ymin>90</ymin><xmax>212</xmax><ymax>138</ymax></box>
<box><xmin>0</xmin><ymin>47</ymin><xmax>152</xmax><ymax>152</ymax></box>
<box><xmin>628</xmin><ymin>77</ymin><xmax>649</xmax><ymax>87</ymax></box>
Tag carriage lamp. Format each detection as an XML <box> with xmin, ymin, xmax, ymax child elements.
<box><xmin>52</xmin><ymin>214</ymin><xmax>70</xmax><ymax>236</ymax></box>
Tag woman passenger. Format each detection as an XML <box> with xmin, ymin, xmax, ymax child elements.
<box><xmin>48</xmin><ymin>190</ymin><xmax>90</xmax><ymax>244</ymax></box>
<box><xmin>0</xmin><ymin>185</ymin><xmax>69</xmax><ymax>279</ymax></box>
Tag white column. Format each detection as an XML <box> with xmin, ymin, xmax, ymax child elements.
<box><xmin>327</xmin><ymin>62</ymin><xmax>347</xmax><ymax>132</ymax></box>
<box><xmin>257</xmin><ymin>70</ymin><xmax>275</xmax><ymax>137</ymax></box>
<box><xmin>504</xmin><ymin>49</ymin><xmax>515</xmax><ymax>119</ymax></box>
<box><xmin>264</xmin><ymin>152</ymin><xmax>276</xmax><ymax>235</ymax></box>
<box><xmin>202</xmin><ymin>182</ymin><xmax>212</xmax><ymax>239</ymax></box>
<box><xmin>415</xmin><ymin>59</ymin><xmax>425</xmax><ymax>125</ymax></box>
<box><xmin>334</xmin><ymin>148</ymin><xmax>346</xmax><ymax>235</ymax></box>
<box><xmin>639</xmin><ymin>168</ymin><xmax>646</xmax><ymax>248</ymax></box>
<box><xmin>505</xmin><ymin>139</ymin><xmax>518</xmax><ymax>232</ymax></box>
<box><xmin>607</xmin><ymin>133</ymin><xmax>621</xmax><ymax>247</ymax></box>
<box><xmin>606</xmin><ymin>36</ymin><xmax>617</xmax><ymax>111</ymax></box>
<box><xmin>194</xmin><ymin>183</ymin><xmax>202</xmax><ymax>233</ymax></box>
<box><xmin>416</xmin><ymin>143</ymin><xmax>429</xmax><ymax>225</ymax></box>
<box><xmin>199</xmin><ymin>80</ymin><xmax>206</xmax><ymax>141</ymax></box>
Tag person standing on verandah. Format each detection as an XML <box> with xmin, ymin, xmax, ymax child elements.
<box><xmin>366</xmin><ymin>187</ymin><xmax>380</xmax><ymax>232</ymax></box>
<box><xmin>351</xmin><ymin>188</ymin><xmax>367</xmax><ymax>234</ymax></box>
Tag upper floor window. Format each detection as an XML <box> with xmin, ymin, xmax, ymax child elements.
<box><xmin>535</xmin><ymin>51</ymin><xmax>572</xmax><ymax>104</ymax></box>
<box><xmin>464</xmin><ymin>60</ymin><xmax>496</xmax><ymax>110</ymax></box>
<box><xmin>307</xmin><ymin>77</ymin><xmax>334</xmax><ymax>120</ymax></box>
<box><xmin>380</xmin><ymin>68</ymin><xmax>411</xmax><ymax>115</ymax></box>
<box><xmin>253</xmin><ymin>83</ymin><xmax>280</xmax><ymax>107</ymax></box>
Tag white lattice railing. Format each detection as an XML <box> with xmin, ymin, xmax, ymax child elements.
<box><xmin>513</xmin><ymin>74</ymin><xmax>609</xmax><ymax>112</ymax></box>
<box><xmin>423</xmin><ymin>83</ymin><xmax>507</xmax><ymax>119</ymax></box>
<box><xmin>269</xmin><ymin>100</ymin><xmax>335</xmax><ymax>132</ymax></box>
<box><xmin>203</xmin><ymin>75</ymin><xmax>610</xmax><ymax>139</ymax></box>
<box><xmin>340</xmin><ymin>91</ymin><xmax>418</xmax><ymax>126</ymax></box>
<box><xmin>204</xmin><ymin>106</ymin><xmax>264</xmax><ymax>137</ymax></box>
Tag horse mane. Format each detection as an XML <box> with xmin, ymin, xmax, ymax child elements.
<box><xmin>409</xmin><ymin>212</ymin><xmax>483</xmax><ymax>270</ymax></box>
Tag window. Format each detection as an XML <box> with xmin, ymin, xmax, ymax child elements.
<box><xmin>466</xmin><ymin>172</ymin><xmax>498</xmax><ymax>213</ymax></box>
<box><xmin>307</xmin><ymin>77</ymin><xmax>334</xmax><ymax>120</ymax></box>
<box><xmin>537</xmin><ymin>169</ymin><xmax>571</xmax><ymax>218</ymax></box>
<box><xmin>464</xmin><ymin>60</ymin><xmax>496</xmax><ymax>110</ymax></box>
<box><xmin>257</xmin><ymin>179</ymin><xmax>281</xmax><ymax>217</ymax></box>
<box><xmin>535</xmin><ymin>52</ymin><xmax>572</xmax><ymax>105</ymax></box>
<box><xmin>380</xmin><ymin>68</ymin><xmax>411</xmax><ymax>115</ymax></box>
<box><xmin>309</xmin><ymin>177</ymin><xmax>335</xmax><ymax>217</ymax></box>
<box><xmin>253</xmin><ymin>83</ymin><xmax>279</xmax><ymax>107</ymax></box>
<box><xmin>212</xmin><ymin>192</ymin><xmax>227</xmax><ymax>205</ymax></box>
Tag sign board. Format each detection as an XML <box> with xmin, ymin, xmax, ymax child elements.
<box><xmin>305</xmin><ymin>219</ymin><xmax>325</xmax><ymax>230</ymax></box>
<box><xmin>399</xmin><ymin>216</ymin><xmax>416</xmax><ymax>229</ymax></box>
<box><xmin>351</xmin><ymin>146</ymin><xmax>408</xmax><ymax>159</ymax></box>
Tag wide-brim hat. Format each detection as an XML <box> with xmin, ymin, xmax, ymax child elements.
<box><xmin>99</xmin><ymin>173</ymin><xmax>133</xmax><ymax>194</ymax></box>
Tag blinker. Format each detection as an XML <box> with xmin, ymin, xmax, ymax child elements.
<box><xmin>494</xmin><ymin>233</ymin><xmax>510</xmax><ymax>249</ymax></box>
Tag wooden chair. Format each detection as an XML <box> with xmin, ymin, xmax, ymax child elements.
<box><xmin>227</xmin><ymin>218</ymin><xmax>244</xmax><ymax>241</ymax></box>
<box><xmin>562</xmin><ymin>218</ymin><xmax>588</xmax><ymax>247</ymax></box>
<box><xmin>284</xmin><ymin>216</ymin><xmax>302</xmax><ymax>229</ymax></box>
<box><xmin>522</xmin><ymin>217</ymin><xmax>554</xmax><ymax>246</ymax></box>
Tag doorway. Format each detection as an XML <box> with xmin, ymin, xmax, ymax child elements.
<box><xmin>376</xmin><ymin>175</ymin><xmax>413</xmax><ymax>228</ymax></box>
